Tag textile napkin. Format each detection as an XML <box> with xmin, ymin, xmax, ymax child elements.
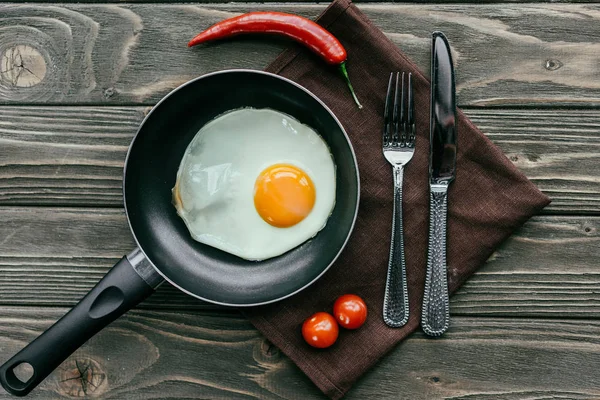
<box><xmin>245</xmin><ymin>0</ymin><xmax>551</xmax><ymax>398</ymax></box>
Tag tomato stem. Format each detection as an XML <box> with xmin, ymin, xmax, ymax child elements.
<box><xmin>339</xmin><ymin>62</ymin><xmax>363</xmax><ymax>109</ymax></box>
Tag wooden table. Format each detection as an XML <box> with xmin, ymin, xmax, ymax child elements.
<box><xmin>1</xmin><ymin>1</ymin><xmax>599</xmax><ymax>399</ymax></box>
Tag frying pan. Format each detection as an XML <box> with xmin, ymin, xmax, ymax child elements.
<box><xmin>0</xmin><ymin>69</ymin><xmax>360</xmax><ymax>396</ymax></box>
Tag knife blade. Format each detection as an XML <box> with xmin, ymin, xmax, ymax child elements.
<box><xmin>421</xmin><ymin>31</ymin><xmax>457</xmax><ymax>337</ymax></box>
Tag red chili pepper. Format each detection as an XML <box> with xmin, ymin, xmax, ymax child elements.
<box><xmin>188</xmin><ymin>11</ymin><xmax>362</xmax><ymax>109</ymax></box>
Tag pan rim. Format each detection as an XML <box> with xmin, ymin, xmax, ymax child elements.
<box><xmin>122</xmin><ymin>68</ymin><xmax>361</xmax><ymax>307</ymax></box>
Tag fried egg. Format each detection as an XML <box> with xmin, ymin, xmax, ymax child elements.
<box><xmin>173</xmin><ymin>108</ymin><xmax>336</xmax><ymax>261</ymax></box>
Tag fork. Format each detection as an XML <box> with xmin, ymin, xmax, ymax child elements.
<box><xmin>382</xmin><ymin>72</ymin><xmax>416</xmax><ymax>328</ymax></box>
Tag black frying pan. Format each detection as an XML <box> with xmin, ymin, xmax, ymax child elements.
<box><xmin>0</xmin><ymin>69</ymin><xmax>360</xmax><ymax>396</ymax></box>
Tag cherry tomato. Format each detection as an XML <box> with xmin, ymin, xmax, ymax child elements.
<box><xmin>302</xmin><ymin>312</ymin><xmax>339</xmax><ymax>348</ymax></box>
<box><xmin>333</xmin><ymin>294</ymin><xmax>368</xmax><ymax>330</ymax></box>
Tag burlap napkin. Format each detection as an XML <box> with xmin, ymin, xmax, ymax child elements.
<box><xmin>245</xmin><ymin>0</ymin><xmax>551</xmax><ymax>398</ymax></box>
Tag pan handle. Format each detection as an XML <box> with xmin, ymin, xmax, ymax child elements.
<box><xmin>0</xmin><ymin>248</ymin><xmax>164</xmax><ymax>397</ymax></box>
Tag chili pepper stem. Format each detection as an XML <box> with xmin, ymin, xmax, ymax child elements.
<box><xmin>339</xmin><ymin>62</ymin><xmax>363</xmax><ymax>109</ymax></box>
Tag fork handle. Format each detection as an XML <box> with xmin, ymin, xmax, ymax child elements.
<box><xmin>383</xmin><ymin>165</ymin><xmax>410</xmax><ymax>328</ymax></box>
<box><xmin>421</xmin><ymin>185</ymin><xmax>450</xmax><ymax>336</ymax></box>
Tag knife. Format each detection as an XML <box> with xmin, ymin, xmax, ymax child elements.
<box><xmin>421</xmin><ymin>31</ymin><xmax>457</xmax><ymax>337</ymax></box>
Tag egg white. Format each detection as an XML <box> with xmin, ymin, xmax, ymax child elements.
<box><xmin>173</xmin><ymin>108</ymin><xmax>336</xmax><ymax>261</ymax></box>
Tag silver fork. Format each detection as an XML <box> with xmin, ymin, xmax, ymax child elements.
<box><xmin>382</xmin><ymin>72</ymin><xmax>416</xmax><ymax>328</ymax></box>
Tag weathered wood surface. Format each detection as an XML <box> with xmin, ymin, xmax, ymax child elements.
<box><xmin>1</xmin><ymin>107</ymin><xmax>599</xmax><ymax>213</ymax></box>
<box><xmin>0</xmin><ymin>207</ymin><xmax>598</xmax><ymax>317</ymax></box>
<box><xmin>0</xmin><ymin>107</ymin><xmax>140</xmax><ymax>207</ymax></box>
<box><xmin>1</xmin><ymin>4</ymin><xmax>600</xmax><ymax>107</ymax></box>
<box><xmin>1</xmin><ymin>0</ymin><xmax>598</xmax><ymax>398</ymax></box>
<box><xmin>1</xmin><ymin>307</ymin><xmax>600</xmax><ymax>399</ymax></box>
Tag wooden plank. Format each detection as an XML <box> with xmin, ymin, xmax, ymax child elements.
<box><xmin>0</xmin><ymin>207</ymin><xmax>598</xmax><ymax>317</ymax></box>
<box><xmin>471</xmin><ymin>109</ymin><xmax>600</xmax><ymax>214</ymax></box>
<box><xmin>453</xmin><ymin>215</ymin><xmax>600</xmax><ymax>317</ymax></box>
<box><xmin>0</xmin><ymin>107</ymin><xmax>142</xmax><ymax>207</ymax></box>
<box><xmin>0</xmin><ymin>4</ymin><xmax>599</xmax><ymax>106</ymax></box>
<box><xmin>1</xmin><ymin>106</ymin><xmax>599</xmax><ymax>213</ymax></box>
<box><xmin>1</xmin><ymin>307</ymin><xmax>600</xmax><ymax>399</ymax></box>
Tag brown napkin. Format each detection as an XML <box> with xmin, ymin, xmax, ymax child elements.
<box><xmin>245</xmin><ymin>0</ymin><xmax>551</xmax><ymax>398</ymax></box>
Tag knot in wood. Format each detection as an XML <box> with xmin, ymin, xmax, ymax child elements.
<box><xmin>545</xmin><ymin>59</ymin><xmax>563</xmax><ymax>71</ymax></box>
<box><xmin>0</xmin><ymin>45</ymin><xmax>47</xmax><ymax>87</ymax></box>
<box><xmin>103</xmin><ymin>87</ymin><xmax>115</xmax><ymax>99</ymax></box>
<box><xmin>58</xmin><ymin>358</ymin><xmax>108</xmax><ymax>398</ymax></box>
<box><xmin>254</xmin><ymin>339</ymin><xmax>281</xmax><ymax>364</ymax></box>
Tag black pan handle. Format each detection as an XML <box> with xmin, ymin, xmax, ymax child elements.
<box><xmin>0</xmin><ymin>248</ymin><xmax>164</xmax><ymax>396</ymax></box>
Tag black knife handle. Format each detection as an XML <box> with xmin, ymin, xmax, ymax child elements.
<box><xmin>383</xmin><ymin>165</ymin><xmax>410</xmax><ymax>328</ymax></box>
<box><xmin>421</xmin><ymin>186</ymin><xmax>450</xmax><ymax>336</ymax></box>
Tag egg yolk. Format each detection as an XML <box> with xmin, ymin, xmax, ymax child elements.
<box><xmin>254</xmin><ymin>164</ymin><xmax>316</xmax><ymax>228</ymax></box>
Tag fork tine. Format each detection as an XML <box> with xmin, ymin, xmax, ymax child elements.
<box><xmin>383</xmin><ymin>73</ymin><xmax>394</xmax><ymax>145</ymax></box>
<box><xmin>399</xmin><ymin>72</ymin><xmax>406</xmax><ymax>146</ymax></box>
<box><xmin>407</xmin><ymin>72</ymin><xmax>415</xmax><ymax>146</ymax></box>
<box><xmin>393</xmin><ymin>72</ymin><xmax>401</xmax><ymax>145</ymax></box>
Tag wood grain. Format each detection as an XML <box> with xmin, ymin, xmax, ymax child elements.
<box><xmin>0</xmin><ymin>4</ymin><xmax>599</xmax><ymax>106</ymax></box>
<box><xmin>0</xmin><ymin>207</ymin><xmax>598</xmax><ymax>317</ymax></box>
<box><xmin>472</xmin><ymin>109</ymin><xmax>600</xmax><ymax>214</ymax></box>
<box><xmin>1</xmin><ymin>307</ymin><xmax>600</xmax><ymax>399</ymax></box>
<box><xmin>1</xmin><ymin>107</ymin><xmax>599</xmax><ymax>213</ymax></box>
<box><xmin>0</xmin><ymin>107</ymin><xmax>141</xmax><ymax>206</ymax></box>
<box><xmin>0</xmin><ymin>0</ymin><xmax>596</xmax><ymax>398</ymax></box>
